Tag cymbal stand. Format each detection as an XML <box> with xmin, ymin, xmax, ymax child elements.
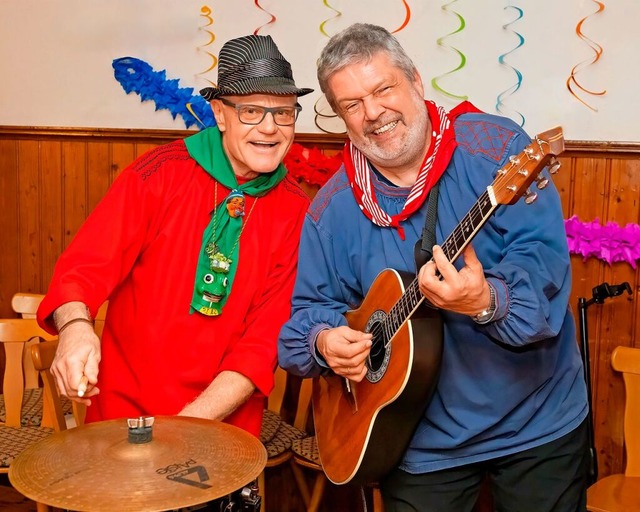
<box><xmin>577</xmin><ymin>281</ymin><xmax>632</xmax><ymax>486</ymax></box>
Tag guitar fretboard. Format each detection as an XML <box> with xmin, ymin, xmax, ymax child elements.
<box><xmin>382</xmin><ymin>189</ymin><xmax>496</xmax><ymax>344</ymax></box>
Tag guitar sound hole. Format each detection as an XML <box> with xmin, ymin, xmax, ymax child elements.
<box><xmin>365</xmin><ymin>313</ymin><xmax>392</xmax><ymax>383</ymax></box>
<box><xmin>368</xmin><ymin>334</ymin><xmax>386</xmax><ymax>372</ymax></box>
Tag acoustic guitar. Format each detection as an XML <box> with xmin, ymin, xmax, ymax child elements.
<box><xmin>312</xmin><ymin>126</ymin><xmax>566</xmax><ymax>486</ymax></box>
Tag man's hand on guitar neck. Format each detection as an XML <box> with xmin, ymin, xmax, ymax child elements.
<box><xmin>316</xmin><ymin>326</ymin><xmax>373</xmax><ymax>381</ymax></box>
<box><xmin>418</xmin><ymin>244</ymin><xmax>492</xmax><ymax>317</ymax></box>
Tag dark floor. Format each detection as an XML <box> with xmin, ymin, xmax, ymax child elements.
<box><xmin>0</xmin><ymin>473</ymin><xmax>37</xmax><ymax>511</ymax></box>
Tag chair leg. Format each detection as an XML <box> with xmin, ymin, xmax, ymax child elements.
<box><xmin>258</xmin><ymin>471</ymin><xmax>266</xmax><ymax>512</ymax></box>
<box><xmin>291</xmin><ymin>462</ymin><xmax>311</xmax><ymax>507</ymax></box>
<box><xmin>372</xmin><ymin>486</ymin><xmax>384</xmax><ymax>512</ymax></box>
<box><xmin>307</xmin><ymin>473</ymin><xmax>327</xmax><ymax>512</ymax></box>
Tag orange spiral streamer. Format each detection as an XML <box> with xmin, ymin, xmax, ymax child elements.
<box><xmin>253</xmin><ymin>0</ymin><xmax>277</xmax><ymax>35</ymax></box>
<box><xmin>197</xmin><ymin>5</ymin><xmax>217</xmax><ymax>86</ymax></box>
<box><xmin>566</xmin><ymin>1</ymin><xmax>606</xmax><ymax>112</ymax></box>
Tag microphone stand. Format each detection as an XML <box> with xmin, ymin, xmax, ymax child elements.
<box><xmin>577</xmin><ymin>281</ymin><xmax>631</xmax><ymax>486</ymax></box>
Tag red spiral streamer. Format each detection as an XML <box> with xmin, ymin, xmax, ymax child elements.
<box><xmin>566</xmin><ymin>1</ymin><xmax>606</xmax><ymax>112</ymax></box>
<box><xmin>391</xmin><ymin>0</ymin><xmax>411</xmax><ymax>34</ymax></box>
<box><xmin>253</xmin><ymin>0</ymin><xmax>277</xmax><ymax>35</ymax></box>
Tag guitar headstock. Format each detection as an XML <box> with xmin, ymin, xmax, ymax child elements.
<box><xmin>492</xmin><ymin>126</ymin><xmax>565</xmax><ymax>206</ymax></box>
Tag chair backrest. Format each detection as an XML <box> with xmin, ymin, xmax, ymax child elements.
<box><xmin>0</xmin><ymin>319</ymin><xmax>57</xmax><ymax>428</ymax></box>
<box><xmin>11</xmin><ymin>293</ymin><xmax>47</xmax><ymax>389</ymax></box>
<box><xmin>267</xmin><ymin>367</ymin><xmax>313</xmax><ymax>432</ymax></box>
<box><xmin>611</xmin><ymin>346</ymin><xmax>640</xmax><ymax>477</ymax></box>
<box><xmin>10</xmin><ymin>293</ymin><xmax>108</xmax><ymax>395</ymax></box>
<box><xmin>10</xmin><ymin>293</ymin><xmax>44</xmax><ymax>319</ymax></box>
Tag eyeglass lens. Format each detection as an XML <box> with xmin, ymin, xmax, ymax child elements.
<box><xmin>237</xmin><ymin>105</ymin><xmax>299</xmax><ymax>125</ymax></box>
<box><xmin>219</xmin><ymin>98</ymin><xmax>300</xmax><ymax>126</ymax></box>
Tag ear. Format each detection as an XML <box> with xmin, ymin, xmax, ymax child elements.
<box><xmin>211</xmin><ymin>100</ymin><xmax>227</xmax><ymax>132</ymax></box>
<box><xmin>412</xmin><ymin>70</ymin><xmax>425</xmax><ymax>98</ymax></box>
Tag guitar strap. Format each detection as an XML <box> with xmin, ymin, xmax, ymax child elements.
<box><xmin>414</xmin><ymin>181</ymin><xmax>440</xmax><ymax>272</ymax></box>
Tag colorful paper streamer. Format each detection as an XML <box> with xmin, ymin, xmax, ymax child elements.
<box><xmin>496</xmin><ymin>5</ymin><xmax>525</xmax><ymax>127</ymax></box>
<box><xmin>197</xmin><ymin>6</ymin><xmax>217</xmax><ymax>86</ymax></box>
<box><xmin>566</xmin><ymin>1</ymin><xmax>606</xmax><ymax>112</ymax></box>
<box><xmin>112</xmin><ymin>57</ymin><xmax>215</xmax><ymax>130</ymax></box>
<box><xmin>319</xmin><ymin>0</ymin><xmax>342</xmax><ymax>38</ymax></box>
<box><xmin>314</xmin><ymin>0</ymin><xmax>344</xmax><ymax>133</ymax></box>
<box><xmin>431</xmin><ymin>0</ymin><xmax>469</xmax><ymax>101</ymax></box>
<box><xmin>391</xmin><ymin>0</ymin><xmax>411</xmax><ymax>34</ymax></box>
<box><xmin>253</xmin><ymin>0</ymin><xmax>276</xmax><ymax>35</ymax></box>
<box><xmin>565</xmin><ymin>216</ymin><xmax>640</xmax><ymax>268</ymax></box>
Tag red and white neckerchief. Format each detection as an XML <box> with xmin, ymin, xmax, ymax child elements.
<box><xmin>343</xmin><ymin>100</ymin><xmax>478</xmax><ymax>239</ymax></box>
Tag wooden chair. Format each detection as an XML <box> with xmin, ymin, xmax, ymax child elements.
<box><xmin>258</xmin><ymin>367</ymin><xmax>311</xmax><ymax>511</ymax></box>
<box><xmin>289</xmin><ymin>378</ymin><xmax>385</xmax><ymax>512</ymax></box>
<box><xmin>587</xmin><ymin>346</ymin><xmax>640</xmax><ymax>511</ymax></box>
<box><xmin>0</xmin><ymin>319</ymin><xmax>61</xmax><ymax>477</ymax></box>
<box><xmin>4</xmin><ymin>293</ymin><xmax>108</xmax><ymax>428</ymax></box>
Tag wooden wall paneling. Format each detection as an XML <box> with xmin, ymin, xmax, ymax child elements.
<box><xmin>87</xmin><ymin>141</ymin><xmax>111</xmax><ymax>213</ymax></box>
<box><xmin>553</xmin><ymin>155</ymin><xmax>573</xmax><ymax>216</ymax></box>
<box><xmin>62</xmin><ymin>141</ymin><xmax>88</xmax><ymax>248</ymax></box>
<box><xmin>0</xmin><ymin>127</ymin><xmax>639</xmax><ymax>496</ymax></box>
<box><xmin>0</xmin><ymin>139</ymin><xmax>19</xmax><ymax>318</ymax></box>
<box><xmin>134</xmin><ymin>142</ymin><xmax>161</xmax><ymax>159</ymax></box>
<box><xmin>40</xmin><ymin>140</ymin><xmax>64</xmax><ymax>293</ymax></box>
<box><xmin>17</xmin><ymin>140</ymin><xmax>41</xmax><ymax>295</ymax></box>
<box><xmin>592</xmin><ymin>156</ymin><xmax>640</xmax><ymax>477</ymax></box>
<box><xmin>111</xmin><ymin>142</ymin><xmax>135</xmax><ymax>183</ymax></box>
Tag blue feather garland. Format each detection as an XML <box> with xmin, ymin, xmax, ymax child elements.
<box><xmin>112</xmin><ymin>57</ymin><xmax>216</xmax><ymax>130</ymax></box>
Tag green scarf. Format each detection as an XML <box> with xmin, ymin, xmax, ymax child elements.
<box><xmin>185</xmin><ymin>127</ymin><xmax>287</xmax><ymax>316</ymax></box>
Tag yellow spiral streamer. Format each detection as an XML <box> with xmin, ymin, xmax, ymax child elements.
<box><xmin>197</xmin><ymin>5</ymin><xmax>217</xmax><ymax>86</ymax></box>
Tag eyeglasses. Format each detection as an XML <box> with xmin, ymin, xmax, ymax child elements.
<box><xmin>218</xmin><ymin>98</ymin><xmax>302</xmax><ymax>126</ymax></box>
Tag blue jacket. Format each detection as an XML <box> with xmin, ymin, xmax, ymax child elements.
<box><xmin>278</xmin><ymin>112</ymin><xmax>588</xmax><ymax>473</ymax></box>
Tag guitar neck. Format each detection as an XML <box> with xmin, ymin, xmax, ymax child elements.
<box><xmin>386</xmin><ymin>189</ymin><xmax>497</xmax><ymax>334</ymax></box>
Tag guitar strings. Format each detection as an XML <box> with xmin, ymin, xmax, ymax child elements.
<box><xmin>367</xmin><ymin>142</ymin><xmax>548</xmax><ymax>350</ymax></box>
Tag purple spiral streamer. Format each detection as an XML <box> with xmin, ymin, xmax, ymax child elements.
<box><xmin>496</xmin><ymin>5</ymin><xmax>525</xmax><ymax>127</ymax></box>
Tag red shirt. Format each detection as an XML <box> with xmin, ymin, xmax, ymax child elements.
<box><xmin>38</xmin><ymin>141</ymin><xmax>309</xmax><ymax>437</ymax></box>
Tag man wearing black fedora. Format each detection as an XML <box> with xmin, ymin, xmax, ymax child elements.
<box><xmin>38</xmin><ymin>33</ymin><xmax>312</xmax><ymax>455</ymax></box>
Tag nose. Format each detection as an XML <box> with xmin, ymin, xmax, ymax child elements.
<box><xmin>362</xmin><ymin>96</ymin><xmax>386</xmax><ymax>122</ymax></box>
<box><xmin>258</xmin><ymin>111</ymin><xmax>279</xmax><ymax>133</ymax></box>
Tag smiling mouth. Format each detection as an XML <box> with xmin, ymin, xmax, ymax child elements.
<box><xmin>203</xmin><ymin>292</ymin><xmax>222</xmax><ymax>303</ymax></box>
<box><xmin>251</xmin><ymin>141</ymin><xmax>278</xmax><ymax>148</ymax></box>
<box><xmin>372</xmin><ymin>121</ymin><xmax>398</xmax><ymax>136</ymax></box>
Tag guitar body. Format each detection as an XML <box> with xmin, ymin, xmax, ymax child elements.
<box><xmin>312</xmin><ymin>268</ymin><xmax>443</xmax><ymax>485</ymax></box>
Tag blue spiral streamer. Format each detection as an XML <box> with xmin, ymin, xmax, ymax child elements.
<box><xmin>112</xmin><ymin>57</ymin><xmax>216</xmax><ymax>130</ymax></box>
<box><xmin>496</xmin><ymin>5</ymin><xmax>525</xmax><ymax>127</ymax></box>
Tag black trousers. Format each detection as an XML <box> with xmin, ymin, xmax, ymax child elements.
<box><xmin>380</xmin><ymin>420</ymin><xmax>589</xmax><ymax>512</ymax></box>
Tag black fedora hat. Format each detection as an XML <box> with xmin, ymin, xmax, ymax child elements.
<box><xmin>200</xmin><ymin>35</ymin><xmax>313</xmax><ymax>101</ymax></box>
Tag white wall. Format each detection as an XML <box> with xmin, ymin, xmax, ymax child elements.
<box><xmin>1</xmin><ymin>0</ymin><xmax>638</xmax><ymax>141</ymax></box>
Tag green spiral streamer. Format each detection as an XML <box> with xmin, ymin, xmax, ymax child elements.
<box><xmin>431</xmin><ymin>0</ymin><xmax>468</xmax><ymax>101</ymax></box>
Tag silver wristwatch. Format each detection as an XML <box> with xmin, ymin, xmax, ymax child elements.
<box><xmin>473</xmin><ymin>284</ymin><xmax>496</xmax><ymax>324</ymax></box>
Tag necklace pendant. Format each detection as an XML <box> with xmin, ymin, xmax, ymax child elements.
<box><xmin>210</xmin><ymin>252</ymin><xmax>231</xmax><ymax>273</ymax></box>
<box><xmin>226</xmin><ymin>189</ymin><xmax>245</xmax><ymax>218</ymax></box>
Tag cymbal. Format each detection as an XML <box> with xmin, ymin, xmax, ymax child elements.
<box><xmin>9</xmin><ymin>415</ymin><xmax>267</xmax><ymax>512</ymax></box>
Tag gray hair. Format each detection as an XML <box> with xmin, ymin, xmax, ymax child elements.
<box><xmin>317</xmin><ymin>23</ymin><xmax>418</xmax><ymax>110</ymax></box>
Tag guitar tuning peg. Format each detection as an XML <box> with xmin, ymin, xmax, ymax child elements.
<box><xmin>547</xmin><ymin>157</ymin><xmax>561</xmax><ymax>174</ymax></box>
<box><xmin>524</xmin><ymin>188</ymin><xmax>538</xmax><ymax>204</ymax></box>
<box><xmin>536</xmin><ymin>174</ymin><xmax>549</xmax><ymax>189</ymax></box>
